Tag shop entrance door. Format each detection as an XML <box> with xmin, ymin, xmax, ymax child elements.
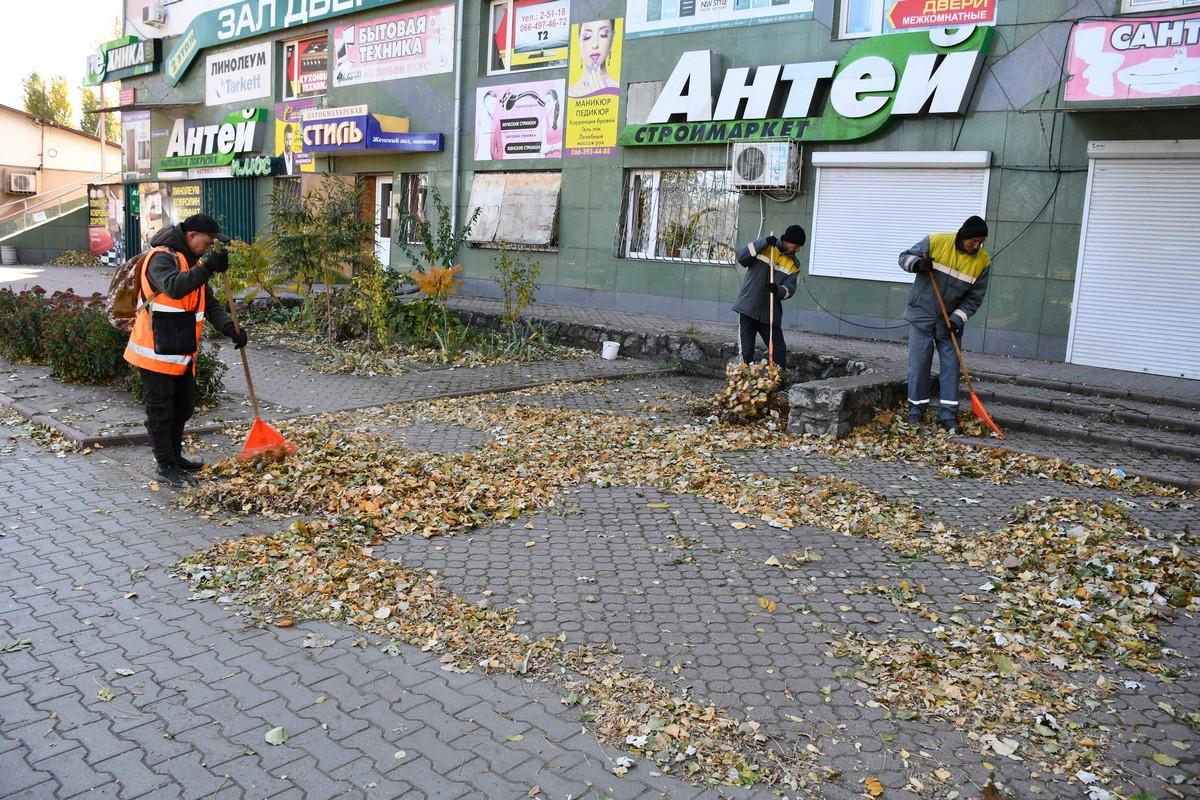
<box><xmin>375</xmin><ymin>178</ymin><xmax>393</xmax><ymax>267</ymax></box>
<box><xmin>1068</xmin><ymin>140</ymin><xmax>1200</xmax><ymax>379</ymax></box>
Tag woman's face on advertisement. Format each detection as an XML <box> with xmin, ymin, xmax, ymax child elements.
<box><xmin>579</xmin><ymin>20</ymin><xmax>613</xmax><ymax>65</ymax></box>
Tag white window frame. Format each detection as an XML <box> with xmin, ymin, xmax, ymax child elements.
<box><xmin>619</xmin><ymin>168</ymin><xmax>740</xmax><ymax>263</ymax></box>
<box><xmin>838</xmin><ymin>0</ymin><xmax>885</xmax><ymax>39</ymax></box>
<box><xmin>1120</xmin><ymin>0</ymin><xmax>1200</xmax><ymax>11</ymax></box>
<box><xmin>394</xmin><ymin>173</ymin><xmax>428</xmax><ymax>246</ymax></box>
<box><xmin>809</xmin><ymin>151</ymin><xmax>990</xmax><ymax>283</ymax></box>
<box><xmin>487</xmin><ymin>0</ymin><xmax>571</xmax><ymax>76</ymax></box>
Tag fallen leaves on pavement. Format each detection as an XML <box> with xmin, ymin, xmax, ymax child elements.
<box><xmin>175</xmin><ymin>391</ymin><xmax>1199</xmax><ymax>794</ymax></box>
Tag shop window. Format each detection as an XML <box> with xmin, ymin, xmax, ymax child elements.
<box><xmin>808</xmin><ymin>151</ymin><xmax>990</xmax><ymax>283</ymax></box>
<box><xmin>618</xmin><ymin>168</ymin><xmax>740</xmax><ymax>263</ymax></box>
<box><xmin>487</xmin><ymin>0</ymin><xmax>571</xmax><ymax>75</ymax></box>
<box><xmin>1120</xmin><ymin>0</ymin><xmax>1199</xmax><ymax>10</ymax></box>
<box><xmin>283</xmin><ymin>34</ymin><xmax>329</xmax><ymax>100</ymax></box>
<box><xmin>838</xmin><ymin>0</ymin><xmax>884</xmax><ymax>39</ymax></box>
<box><xmin>274</xmin><ymin>176</ymin><xmax>302</xmax><ymax>204</ymax></box>
<box><xmin>395</xmin><ymin>173</ymin><xmax>429</xmax><ymax>246</ymax></box>
<box><xmin>465</xmin><ymin>171</ymin><xmax>561</xmax><ymax>249</ymax></box>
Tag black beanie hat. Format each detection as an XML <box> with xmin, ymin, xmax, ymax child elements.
<box><xmin>957</xmin><ymin>215</ymin><xmax>988</xmax><ymax>241</ymax></box>
<box><xmin>182</xmin><ymin>213</ymin><xmax>232</xmax><ymax>243</ymax></box>
<box><xmin>781</xmin><ymin>224</ymin><xmax>806</xmax><ymax>247</ymax></box>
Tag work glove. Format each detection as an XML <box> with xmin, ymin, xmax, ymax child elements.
<box><xmin>948</xmin><ymin>316</ymin><xmax>963</xmax><ymax>337</ymax></box>
<box><xmin>765</xmin><ymin>235</ymin><xmax>777</xmax><ymax>249</ymax></box>
<box><xmin>205</xmin><ymin>250</ymin><xmax>230</xmax><ymax>273</ymax></box>
<box><xmin>223</xmin><ymin>321</ymin><xmax>248</xmax><ymax>349</ymax></box>
<box><xmin>915</xmin><ymin>254</ymin><xmax>934</xmax><ymax>273</ymax></box>
<box><xmin>771</xmin><ymin>283</ymin><xmax>788</xmax><ymax>299</ymax></box>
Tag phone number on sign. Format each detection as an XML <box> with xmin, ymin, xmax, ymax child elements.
<box><xmin>568</xmin><ymin>147</ymin><xmax>614</xmax><ymax>156</ymax></box>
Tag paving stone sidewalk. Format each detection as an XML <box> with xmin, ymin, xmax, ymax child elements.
<box><xmin>2</xmin><ymin>265</ymin><xmax>1199</xmax><ymax>798</ymax></box>
<box><xmin>3</xmin><ymin>355</ymin><xmax>1199</xmax><ymax>799</ymax></box>
<box><xmin>0</xmin><ymin>425</ymin><xmax>729</xmax><ymax>800</ymax></box>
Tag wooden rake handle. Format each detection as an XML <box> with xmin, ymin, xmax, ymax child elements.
<box><xmin>928</xmin><ymin>269</ymin><xmax>976</xmax><ymax>396</ymax></box>
<box><xmin>221</xmin><ymin>271</ymin><xmax>261</xmax><ymax>419</ymax></box>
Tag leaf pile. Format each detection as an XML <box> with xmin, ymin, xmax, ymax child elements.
<box><xmin>814</xmin><ymin>408</ymin><xmax>1189</xmax><ymax>497</ymax></box>
<box><xmin>829</xmin><ymin>495</ymin><xmax>1200</xmax><ymax>786</ymax></box>
<box><xmin>713</xmin><ymin>361</ymin><xmax>784</xmax><ymax>421</ymax></box>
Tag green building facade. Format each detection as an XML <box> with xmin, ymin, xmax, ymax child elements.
<box><xmin>108</xmin><ymin>0</ymin><xmax>1200</xmax><ymax>378</ymax></box>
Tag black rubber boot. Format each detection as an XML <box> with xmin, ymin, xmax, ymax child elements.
<box><xmin>171</xmin><ymin>422</ymin><xmax>205</xmax><ymax>471</ymax></box>
<box><xmin>940</xmin><ymin>417</ymin><xmax>963</xmax><ymax>435</ymax></box>
<box><xmin>148</xmin><ymin>425</ymin><xmax>195</xmax><ymax>486</ymax></box>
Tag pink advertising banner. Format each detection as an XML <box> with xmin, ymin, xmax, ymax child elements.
<box><xmin>332</xmin><ymin>4</ymin><xmax>456</xmax><ymax>87</ymax></box>
<box><xmin>475</xmin><ymin>78</ymin><xmax>565</xmax><ymax>161</ymax></box>
<box><xmin>1065</xmin><ymin>11</ymin><xmax>1200</xmax><ymax>103</ymax></box>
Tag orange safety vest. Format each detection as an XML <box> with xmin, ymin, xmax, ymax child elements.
<box><xmin>123</xmin><ymin>247</ymin><xmax>206</xmax><ymax>376</ymax></box>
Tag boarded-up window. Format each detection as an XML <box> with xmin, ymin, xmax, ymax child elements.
<box><xmin>466</xmin><ymin>171</ymin><xmax>561</xmax><ymax>249</ymax></box>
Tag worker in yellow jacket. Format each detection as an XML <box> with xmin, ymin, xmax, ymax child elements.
<box><xmin>898</xmin><ymin>215</ymin><xmax>992</xmax><ymax>434</ymax></box>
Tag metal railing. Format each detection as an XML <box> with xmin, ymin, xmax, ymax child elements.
<box><xmin>0</xmin><ymin>172</ymin><xmax>122</xmax><ymax>240</ymax></box>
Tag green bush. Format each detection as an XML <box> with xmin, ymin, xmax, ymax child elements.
<box><xmin>194</xmin><ymin>346</ymin><xmax>229</xmax><ymax>407</ymax></box>
<box><xmin>391</xmin><ymin>295</ymin><xmax>463</xmax><ymax>347</ymax></box>
<box><xmin>0</xmin><ymin>287</ymin><xmax>49</xmax><ymax>362</ymax></box>
<box><xmin>42</xmin><ymin>297</ymin><xmax>129</xmax><ymax>383</ymax></box>
<box><xmin>0</xmin><ymin>288</ymin><xmax>17</xmax><ymax>354</ymax></box>
<box><xmin>493</xmin><ymin>243</ymin><xmax>541</xmax><ymax>327</ymax></box>
<box><xmin>126</xmin><ymin>343</ymin><xmax>228</xmax><ymax>408</ymax></box>
<box><xmin>299</xmin><ymin>286</ymin><xmax>368</xmax><ymax>342</ymax></box>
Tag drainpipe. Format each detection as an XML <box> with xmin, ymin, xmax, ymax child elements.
<box><xmin>99</xmin><ymin>83</ymin><xmax>106</xmax><ymax>179</ymax></box>
<box><xmin>449</xmin><ymin>0</ymin><xmax>465</xmax><ymax>230</ymax></box>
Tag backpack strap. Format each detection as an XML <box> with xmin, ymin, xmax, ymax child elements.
<box><xmin>135</xmin><ymin>246</ymin><xmax>174</xmax><ymax>313</ymax></box>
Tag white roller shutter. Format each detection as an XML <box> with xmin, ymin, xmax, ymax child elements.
<box><xmin>810</xmin><ymin>151</ymin><xmax>990</xmax><ymax>283</ymax></box>
<box><xmin>1068</xmin><ymin>140</ymin><xmax>1200</xmax><ymax>379</ymax></box>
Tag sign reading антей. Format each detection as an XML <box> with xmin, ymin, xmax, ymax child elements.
<box><xmin>159</xmin><ymin>109</ymin><xmax>268</xmax><ymax>170</ymax></box>
<box><xmin>619</xmin><ymin>26</ymin><xmax>993</xmax><ymax>146</ymax></box>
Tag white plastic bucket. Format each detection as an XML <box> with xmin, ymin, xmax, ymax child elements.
<box><xmin>601</xmin><ymin>340</ymin><xmax>620</xmax><ymax>360</ymax></box>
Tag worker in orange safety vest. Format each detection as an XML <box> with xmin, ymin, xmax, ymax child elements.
<box><xmin>123</xmin><ymin>213</ymin><xmax>247</xmax><ymax>486</ymax></box>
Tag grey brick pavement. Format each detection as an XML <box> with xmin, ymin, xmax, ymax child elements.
<box><xmin>6</xmin><ymin>367</ymin><xmax>1196</xmax><ymax>798</ymax></box>
<box><xmin>0</xmin><ymin>425</ymin><xmax>739</xmax><ymax>800</ymax></box>
<box><xmin>1</xmin><ymin>266</ymin><xmax>1198</xmax><ymax>798</ymax></box>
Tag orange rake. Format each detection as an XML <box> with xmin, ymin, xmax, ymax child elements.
<box><xmin>222</xmin><ymin>272</ymin><xmax>296</xmax><ymax>460</ymax></box>
<box><xmin>929</xmin><ymin>272</ymin><xmax>1005</xmax><ymax>439</ymax></box>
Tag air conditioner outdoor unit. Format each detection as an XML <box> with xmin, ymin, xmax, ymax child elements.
<box><xmin>730</xmin><ymin>141</ymin><xmax>799</xmax><ymax>190</ymax></box>
<box><xmin>7</xmin><ymin>172</ymin><xmax>37</xmax><ymax>194</ymax></box>
<box><xmin>142</xmin><ymin>2</ymin><xmax>166</xmax><ymax>26</ymax></box>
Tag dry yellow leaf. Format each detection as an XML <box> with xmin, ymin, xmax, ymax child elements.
<box><xmin>864</xmin><ymin>776</ymin><xmax>884</xmax><ymax>796</ymax></box>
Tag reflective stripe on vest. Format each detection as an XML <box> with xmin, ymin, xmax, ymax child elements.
<box><xmin>123</xmin><ymin>247</ymin><xmax>206</xmax><ymax>375</ymax></box>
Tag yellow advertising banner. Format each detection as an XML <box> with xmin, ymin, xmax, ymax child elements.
<box><xmin>565</xmin><ymin>18</ymin><xmax>622</xmax><ymax>158</ymax></box>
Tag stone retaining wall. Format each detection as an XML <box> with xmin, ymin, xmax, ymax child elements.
<box><xmin>453</xmin><ymin>308</ymin><xmax>906</xmax><ymax>438</ymax></box>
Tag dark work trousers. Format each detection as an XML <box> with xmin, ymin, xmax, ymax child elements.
<box><xmin>738</xmin><ymin>313</ymin><xmax>787</xmax><ymax>369</ymax></box>
<box><xmin>906</xmin><ymin>321</ymin><xmax>960</xmax><ymax>422</ymax></box>
<box><xmin>139</xmin><ymin>367</ymin><xmax>196</xmax><ymax>467</ymax></box>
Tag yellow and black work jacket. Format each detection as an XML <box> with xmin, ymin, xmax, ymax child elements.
<box><xmin>123</xmin><ymin>247</ymin><xmax>205</xmax><ymax>375</ymax></box>
<box><xmin>899</xmin><ymin>233</ymin><xmax>991</xmax><ymax>331</ymax></box>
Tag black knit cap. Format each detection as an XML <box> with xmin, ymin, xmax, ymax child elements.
<box><xmin>182</xmin><ymin>213</ymin><xmax>231</xmax><ymax>243</ymax></box>
<box><xmin>957</xmin><ymin>215</ymin><xmax>988</xmax><ymax>241</ymax></box>
<box><xmin>781</xmin><ymin>224</ymin><xmax>806</xmax><ymax>247</ymax></box>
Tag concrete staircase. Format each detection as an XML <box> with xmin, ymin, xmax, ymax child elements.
<box><xmin>971</xmin><ymin>370</ymin><xmax>1200</xmax><ymax>463</ymax></box>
